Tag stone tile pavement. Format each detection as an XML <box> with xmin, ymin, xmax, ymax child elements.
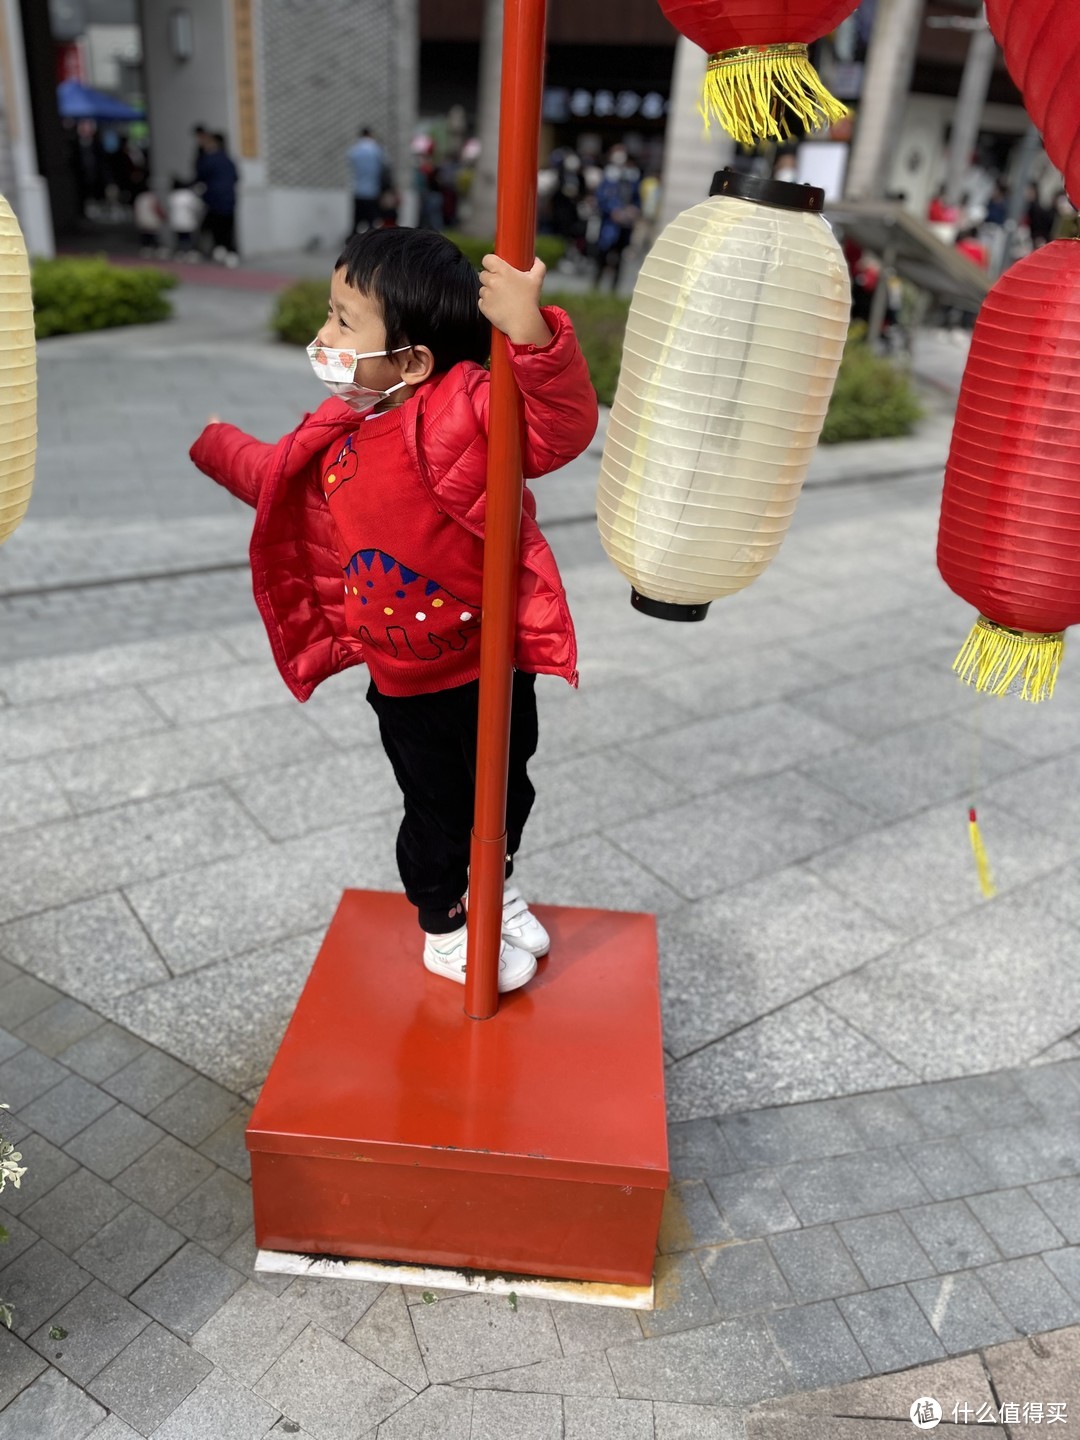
<box><xmin>1</xmin><ymin>277</ymin><xmax>1079</xmax><ymax>1435</ymax></box>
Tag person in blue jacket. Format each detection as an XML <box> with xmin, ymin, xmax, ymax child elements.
<box><xmin>196</xmin><ymin>131</ymin><xmax>239</xmax><ymax>264</ymax></box>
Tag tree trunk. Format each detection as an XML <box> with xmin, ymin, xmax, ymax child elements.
<box><xmin>844</xmin><ymin>0</ymin><xmax>925</xmax><ymax>201</ymax></box>
<box><xmin>464</xmin><ymin>0</ymin><xmax>503</xmax><ymax>239</ymax></box>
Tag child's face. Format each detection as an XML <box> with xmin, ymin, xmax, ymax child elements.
<box><xmin>317</xmin><ymin>267</ymin><xmax>405</xmax><ymax>395</ymax></box>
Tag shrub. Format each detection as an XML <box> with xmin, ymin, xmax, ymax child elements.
<box><xmin>1</xmin><ymin>1102</ymin><xmax>27</xmax><ymax>1329</ymax></box>
<box><xmin>441</xmin><ymin>231</ymin><xmax>566</xmax><ymax>271</ymax></box>
<box><xmin>543</xmin><ymin>290</ymin><xmax>629</xmax><ymax>406</ymax></box>
<box><xmin>819</xmin><ymin>329</ymin><xmax>923</xmax><ymax>444</ymax></box>
<box><xmin>271</xmin><ymin>278</ymin><xmax>327</xmax><ymax>346</ymax></box>
<box><xmin>32</xmin><ymin>257</ymin><xmax>176</xmax><ymax>339</ymax></box>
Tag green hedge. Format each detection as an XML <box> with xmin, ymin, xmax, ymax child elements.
<box><xmin>32</xmin><ymin>257</ymin><xmax>177</xmax><ymax>339</ymax></box>
<box><xmin>440</xmin><ymin>231</ymin><xmax>566</xmax><ymax>271</ymax></box>
<box><xmin>270</xmin><ymin>275</ymin><xmax>922</xmax><ymax>442</ymax></box>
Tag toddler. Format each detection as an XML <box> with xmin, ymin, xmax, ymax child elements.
<box><xmin>191</xmin><ymin>228</ymin><xmax>597</xmax><ymax>991</ymax></box>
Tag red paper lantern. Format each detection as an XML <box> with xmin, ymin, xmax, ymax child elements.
<box><xmin>985</xmin><ymin>0</ymin><xmax>1080</xmax><ymax>203</ymax></box>
<box><xmin>937</xmin><ymin>240</ymin><xmax>1080</xmax><ymax>702</ymax></box>
<box><xmin>657</xmin><ymin>0</ymin><xmax>861</xmax><ymax>146</ymax></box>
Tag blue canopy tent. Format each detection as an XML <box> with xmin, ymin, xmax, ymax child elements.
<box><xmin>57</xmin><ymin>80</ymin><xmax>144</xmax><ymax>122</ymax></box>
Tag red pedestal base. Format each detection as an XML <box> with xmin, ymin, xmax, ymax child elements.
<box><xmin>246</xmin><ymin>890</ymin><xmax>668</xmax><ymax>1287</ymax></box>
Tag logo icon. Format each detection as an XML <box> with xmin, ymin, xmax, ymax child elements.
<box><xmin>910</xmin><ymin>1397</ymin><xmax>942</xmax><ymax>1429</ymax></box>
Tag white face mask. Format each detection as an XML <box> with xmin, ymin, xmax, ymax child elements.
<box><xmin>307</xmin><ymin>341</ymin><xmax>412</xmax><ymax>413</ymax></box>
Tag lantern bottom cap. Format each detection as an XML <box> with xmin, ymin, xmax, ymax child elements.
<box><xmin>952</xmin><ymin>614</ymin><xmax>1065</xmax><ymax>704</ymax></box>
<box><xmin>630</xmin><ymin>589</ymin><xmax>711</xmax><ymax>623</ymax></box>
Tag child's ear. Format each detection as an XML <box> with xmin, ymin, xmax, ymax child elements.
<box><xmin>399</xmin><ymin>345</ymin><xmax>435</xmax><ymax>385</ymax></box>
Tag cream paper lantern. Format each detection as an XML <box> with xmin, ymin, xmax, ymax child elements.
<box><xmin>0</xmin><ymin>194</ymin><xmax>36</xmax><ymax>546</ymax></box>
<box><xmin>597</xmin><ymin>170</ymin><xmax>849</xmax><ymax>620</ymax></box>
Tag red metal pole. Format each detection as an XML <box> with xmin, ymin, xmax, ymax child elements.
<box><xmin>464</xmin><ymin>0</ymin><xmax>547</xmax><ymax>1020</ymax></box>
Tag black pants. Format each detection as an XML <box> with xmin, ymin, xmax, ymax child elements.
<box><xmin>352</xmin><ymin>196</ymin><xmax>380</xmax><ymax>233</ymax></box>
<box><xmin>366</xmin><ymin>672</ymin><xmax>538</xmax><ymax>933</ymax></box>
<box><xmin>205</xmin><ymin>211</ymin><xmax>236</xmax><ymax>253</ymax></box>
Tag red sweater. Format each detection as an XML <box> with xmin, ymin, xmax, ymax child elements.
<box><xmin>319</xmin><ymin>414</ymin><xmax>486</xmax><ymax>695</ymax></box>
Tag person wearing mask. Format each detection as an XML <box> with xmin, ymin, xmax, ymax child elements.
<box><xmin>591</xmin><ymin>147</ymin><xmax>641</xmax><ymax>292</ymax></box>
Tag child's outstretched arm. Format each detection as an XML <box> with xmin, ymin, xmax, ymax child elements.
<box><xmin>190</xmin><ymin>415</ymin><xmax>277</xmax><ymax>508</ymax></box>
<box><xmin>476</xmin><ymin>255</ymin><xmax>598</xmax><ymax>477</ymax></box>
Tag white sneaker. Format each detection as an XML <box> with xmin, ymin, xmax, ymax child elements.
<box><xmin>499</xmin><ymin>883</ymin><xmax>550</xmax><ymax>958</ymax></box>
<box><xmin>422</xmin><ymin>923</ymin><xmax>536</xmax><ymax>993</ymax></box>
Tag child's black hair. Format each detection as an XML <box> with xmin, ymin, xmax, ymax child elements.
<box><xmin>334</xmin><ymin>228</ymin><xmax>491</xmax><ymax>372</ymax></box>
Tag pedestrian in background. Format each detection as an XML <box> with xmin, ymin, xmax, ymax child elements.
<box><xmin>168</xmin><ymin>177</ymin><xmax>203</xmax><ymax>260</ymax></box>
<box><xmin>133</xmin><ymin>186</ymin><xmax>166</xmax><ymax>255</ymax></box>
<box><xmin>195</xmin><ymin>132</ymin><xmax>239</xmax><ymax>265</ymax></box>
<box><xmin>347</xmin><ymin>127</ymin><xmax>388</xmax><ymax>236</ymax></box>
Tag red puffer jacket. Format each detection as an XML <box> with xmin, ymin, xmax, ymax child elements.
<box><xmin>190</xmin><ymin>306</ymin><xmax>597</xmax><ymax>700</ymax></box>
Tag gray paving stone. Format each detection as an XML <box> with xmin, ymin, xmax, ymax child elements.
<box><xmin>282</xmin><ymin>1274</ymin><xmax>392</xmax><ymax>1340</ymax></box>
<box><xmin>220</xmin><ymin>1227</ymin><xmax>291</xmax><ymax>1296</ymax></box>
<box><xmin>73</xmin><ymin>1202</ymin><xmax>185</xmax><ymax>1295</ymax></box>
<box><xmin>551</xmin><ymin>1300</ymin><xmax>642</xmax><ymax>1354</ymax></box>
<box><xmin>896</xmin><ymin>1078</ymin><xmax>987</xmax><ymax>1138</ymax></box>
<box><xmin>254</xmin><ymin>1324</ymin><xmax>411</xmax><ymax>1440</ymax></box>
<box><xmin>84</xmin><ymin>1416</ymin><xmax>142</xmax><ymax>1439</ymax></box>
<box><xmin>802</xmin><ymin>717</ymin><xmax>1025</xmax><ymax>822</ymax></box>
<box><xmin>902</xmin><ymin>1199</ymin><xmax>1005</xmax><ymax>1273</ymax></box>
<box><xmin>0</xmin><ymin>687</ymin><xmax>166</xmax><ymax>765</ymax></box>
<box><xmin>15</xmin><ymin>1000</ymin><xmax>102</xmax><ymax>1058</ymax></box>
<box><xmin>377</xmin><ymin>1384</ymin><xmax>471</xmax><ymax>1440</ymax></box>
<box><xmin>961</xmin><ymin>1124</ymin><xmax>1072</xmax><ymax>1189</ymax></box>
<box><xmin>639</xmin><ymin>1251</ymin><xmax>721</xmax><ymax>1338</ymax></box>
<box><xmin>107</xmin><ymin>933</ymin><xmax>321</xmax><ymax>1094</ymax></box>
<box><xmin>653</xmin><ymin>1404</ymin><xmax>746</xmax><ymax>1439</ymax></box>
<box><xmin>606</xmin><ymin>1316</ymin><xmax>793</xmax><ymax>1405</ymax></box>
<box><xmin>0</xmin><ymin>633</ymin><xmax>236</xmax><ymax>705</ymax></box>
<box><xmin>104</xmin><ymin>1050</ymin><xmax>197</xmax><ymax>1115</ymax></box>
<box><xmin>610</xmin><ymin>771</ymin><xmax>875</xmax><ymax>902</ymax></box>
<box><xmin>776</xmin><ymin>1148</ymin><xmax>930</xmax><ymax>1226</ymax></box>
<box><xmin>64</xmin><ymin>1103</ymin><xmax>166</xmax><ymax>1180</ymax></box>
<box><xmin>900</xmin><ymin>1137</ymin><xmax>996</xmax><ymax>1201</ymax></box>
<box><xmin>88</xmin><ymin>1321</ymin><xmax>213</xmax><ymax>1435</ymax></box>
<box><xmin>668</xmin><ymin>999</ymin><xmax>914</xmax><ymax>1122</ymax></box>
<box><xmin>976</xmin><ymin>1255</ymin><xmax>1080</xmax><ymax>1334</ymax></box>
<box><xmin>460</xmin><ymin>1351</ymin><xmax>617</xmax><ymax>1397</ymax></box>
<box><xmin>130</xmin><ymin>1240</ymin><xmax>245</xmax><ymax>1340</ymax></box>
<box><xmin>0</xmin><ymin>1322</ymin><xmax>47</xmax><ymax>1409</ymax></box>
<box><xmin>966</xmin><ymin>1187</ymin><xmax>1068</xmax><ymax>1258</ymax></box>
<box><xmin>469</xmin><ymin>1390</ymin><xmax>563</xmax><ymax>1440</ymax></box>
<box><xmin>190</xmin><ymin>1280</ymin><xmax>309</xmax><ymax>1385</ymax></box>
<box><xmin>22</xmin><ymin>1167</ymin><xmax>129</xmax><ymax>1254</ymax></box>
<box><xmin>699</xmin><ymin>1239</ymin><xmax>793</xmax><ymax>1317</ymax></box>
<box><xmin>667</xmin><ymin>1119</ymin><xmax>741</xmax><ymax>1181</ymax></box>
<box><xmin>658</xmin><ymin>1180</ymin><xmax>732</xmax><ymax>1254</ymax></box>
<box><xmin>229</xmin><ymin>745</ymin><xmax>402</xmax><ymax>843</ymax></box>
<box><xmin>1011</xmin><ymin>1059</ymin><xmax>1080</xmax><ymax>1120</ymax></box>
<box><xmin>0</xmin><ymin>786</ymin><xmax>267</xmax><ymax>925</ymax></box>
<box><xmin>115</xmin><ymin>1136</ymin><xmax>217</xmax><ymax>1216</ymax></box>
<box><xmin>0</xmin><ymin>1131</ymin><xmax>78</xmax><ymax>1215</ymax></box>
<box><xmin>907</xmin><ymin>1271</ymin><xmax>1019</xmax><ymax>1354</ymax></box>
<box><xmin>0</xmin><ymin>1024</ymin><xmax>22</xmax><ymax>1064</ymax></box>
<box><xmin>807</xmin><ymin>803</ymin><xmax>1071</xmax><ymax>935</ymax></box>
<box><xmin>764</xmin><ymin>1298</ymin><xmax>871</xmax><ymax>1390</ymax></box>
<box><xmin>0</xmin><ymin>1213</ymin><xmax>38</xmax><ymax>1272</ymax></box>
<box><xmin>660</xmin><ymin>869</ymin><xmax>899</xmax><ymax>1061</ymax></box>
<box><xmin>747</xmin><ymin>1347</ymin><xmax>998</xmax><ymax>1421</ymax></box>
<box><xmin>410</xmin><ymin>1292</ymin><xmax>560</xmax><ymax>1383</ymax></box>
<box><xmin>0</xmin><ymin>1238</ymin><xmax>91</xmax><ymax>1337</ymax></box>
<box><xmin>48</xmin><ymin>706</ymin><xmax>323</xmax><ymax>814</ymax></box>
<box><xmin>835</xmin><ymin>1213</ymin><xmax>937</xmax><ymax>1288</ymax></box>
<box><xmin>720</xmin><ymin>1102</ymin><xmax>857</xmax><ymax>1170</ymax></box>
<box><xmin>835</xmin><ymin>1285</ymin><xmax>947</xmax><ymax>1372</ymax></box>
<box><xmin>793</xmin><ymin>658</ymin><xmax>968</xmax><ymax>741</ymax></box>
<box><xmin>523</xmin><ymin>746</ymin><xmax>695</xmax><ymax>856</ymax></box>
<box><xmin>822</xmin><ymin>899</ymin><xmax>1080</xmax><ymax>1080</ymax></box>
<box><xmin>0</xmin><ymin>1366</ymin><xmax>106</xmax><ymax>1440</ymax></box>
<box><xmin>27</xmin><ymin>1278</ymin><xmax>150</xmax><ymax>1383</ymax></box>
<box><xmin>0</xmin><ymin>895</ymin><xmax>170</xmax><ymax>1007</ymax></box>
<box><xmin>513</xmin><ymin>832</ymin><xmax>683</xmax><ymax>916</ymax></box>
<box><xmin>123</xmin><ymin>816</ymin><xmax>400</xmax><ymax>977</ymax></box>
<box><xmin>707</xmin><ymin>1170</ymin><xmax>801</xmax><ymax>1239</ymax></box>
<box><xmin>0</xmin><ymin>1047</ymin><xmax>67</xmax><ymax>1112</ymax></box>
<box><xmin>143</xmin><ymin>660</ymin><xmax>290</xmax><ymax>726</ymax></box>
<box><xmin>151</xmin><ymin>1367</ymin><xmax>282</xmax><ymax>1440</ymax></box>
<box><xmin>1029</xmin><ymin>1177</ymin><xmax>1080</xmax><ymax>1243</ymax></box>
<box><xmin>0</xmin><ymin>974</ymin><xmax>63</xmax><ymax>1030</ymax></box>
<box><xmin>345</xmin><ymin>1284</ymin><xmax>426</xmax><ymax>1392</ymax></box>
<box><xmin>0</xmin><ymin>758</ymin><xmax>71</xmax><ymax>835</ymax></box>
<box><xmin>1044</xmin><ymin>1246</ymin><xmax>1080</xmax><ymax>1303</ymax></box>
<box><xmin>166</xmin><ymin>1168</ymin><xmax>253</xmax><ymax>1255</ymax></box>
<box><xmin>563</xmin><ymin>1396</ymin><xmax>653</xmax><ymax>1440</ymax></box>
<box><xmin>148</xmin><ymin>1075</ymin><xmax>243</xmax><ymax>1148</ymax></box>
<box><xmin>766</xmin><ymin>1225</ymin><xmax>866</xmax><ymax>1305</ymax></box>
<box><xmin>20</xmin><ymin>1074</ymin><xmax>116</xmax><ymax>1146</ymax></box>
<box><xmin>840</xmin><ymin>1091</ymin><xmax>925</xmax><ymax>1150</ymax></box>
<box><xmin>59</xmin><ymin>1023</ymin><xmax>149</xmax><ymax>1083</ymax></box>
<box><xmin>197</xmin><ymin>1110</ymin><xmax>251</xmax><ymax>1182</ymax></box>
<box><xmin>981</xmin><ymin>1326</ymin><xmax>1079</xmax><ymax>1431</ymax></box>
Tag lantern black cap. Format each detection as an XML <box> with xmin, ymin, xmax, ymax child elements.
<box><xmin>709</xmin><ymin>168</ymin><xmax>825</xmax><ymax>213</ymax></box>
<box><xmin>631</xmin><ymin>589</ymin><xmax>711</xmax><ymax>623</ymax></box>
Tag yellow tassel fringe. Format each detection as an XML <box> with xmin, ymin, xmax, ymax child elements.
<box><xmin>952</xmin><ymin>615</ymin><xmax>1064</xmax><ymax>704</ymax></box>
<box><xmin>701</xmin><ymin>43</ymin><xmax>848</xmax><ymax>147</ymax></box>
<box><xmin>967</xmin><ymin>808</ymin><xmax>997</xmax><ymax>899</ymax></box>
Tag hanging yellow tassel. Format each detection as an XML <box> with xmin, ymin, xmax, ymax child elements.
<box><xmin>967</xmin><ymin>807</ymin><xmax>996</xmax><ymax>899</ymax></box>
<box><xmin>953</xmin><ymin>614</ymin><xmax>1064</xmax><ymax>703</ymax></box>
<box><xmin>700</xmin><ymin>43</ymin><xmax>849</xmax><ymax>147</ymax></box>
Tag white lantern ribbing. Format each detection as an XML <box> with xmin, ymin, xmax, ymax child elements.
<box><xmin>597</xmin><ymin>171</ymin><xmax>849</xmax><ymax>620</ymax></box>
<box><xmin>0</xmin><ymin>195</ymin><xmax>36</xmax><ymax>547</ymax></box>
